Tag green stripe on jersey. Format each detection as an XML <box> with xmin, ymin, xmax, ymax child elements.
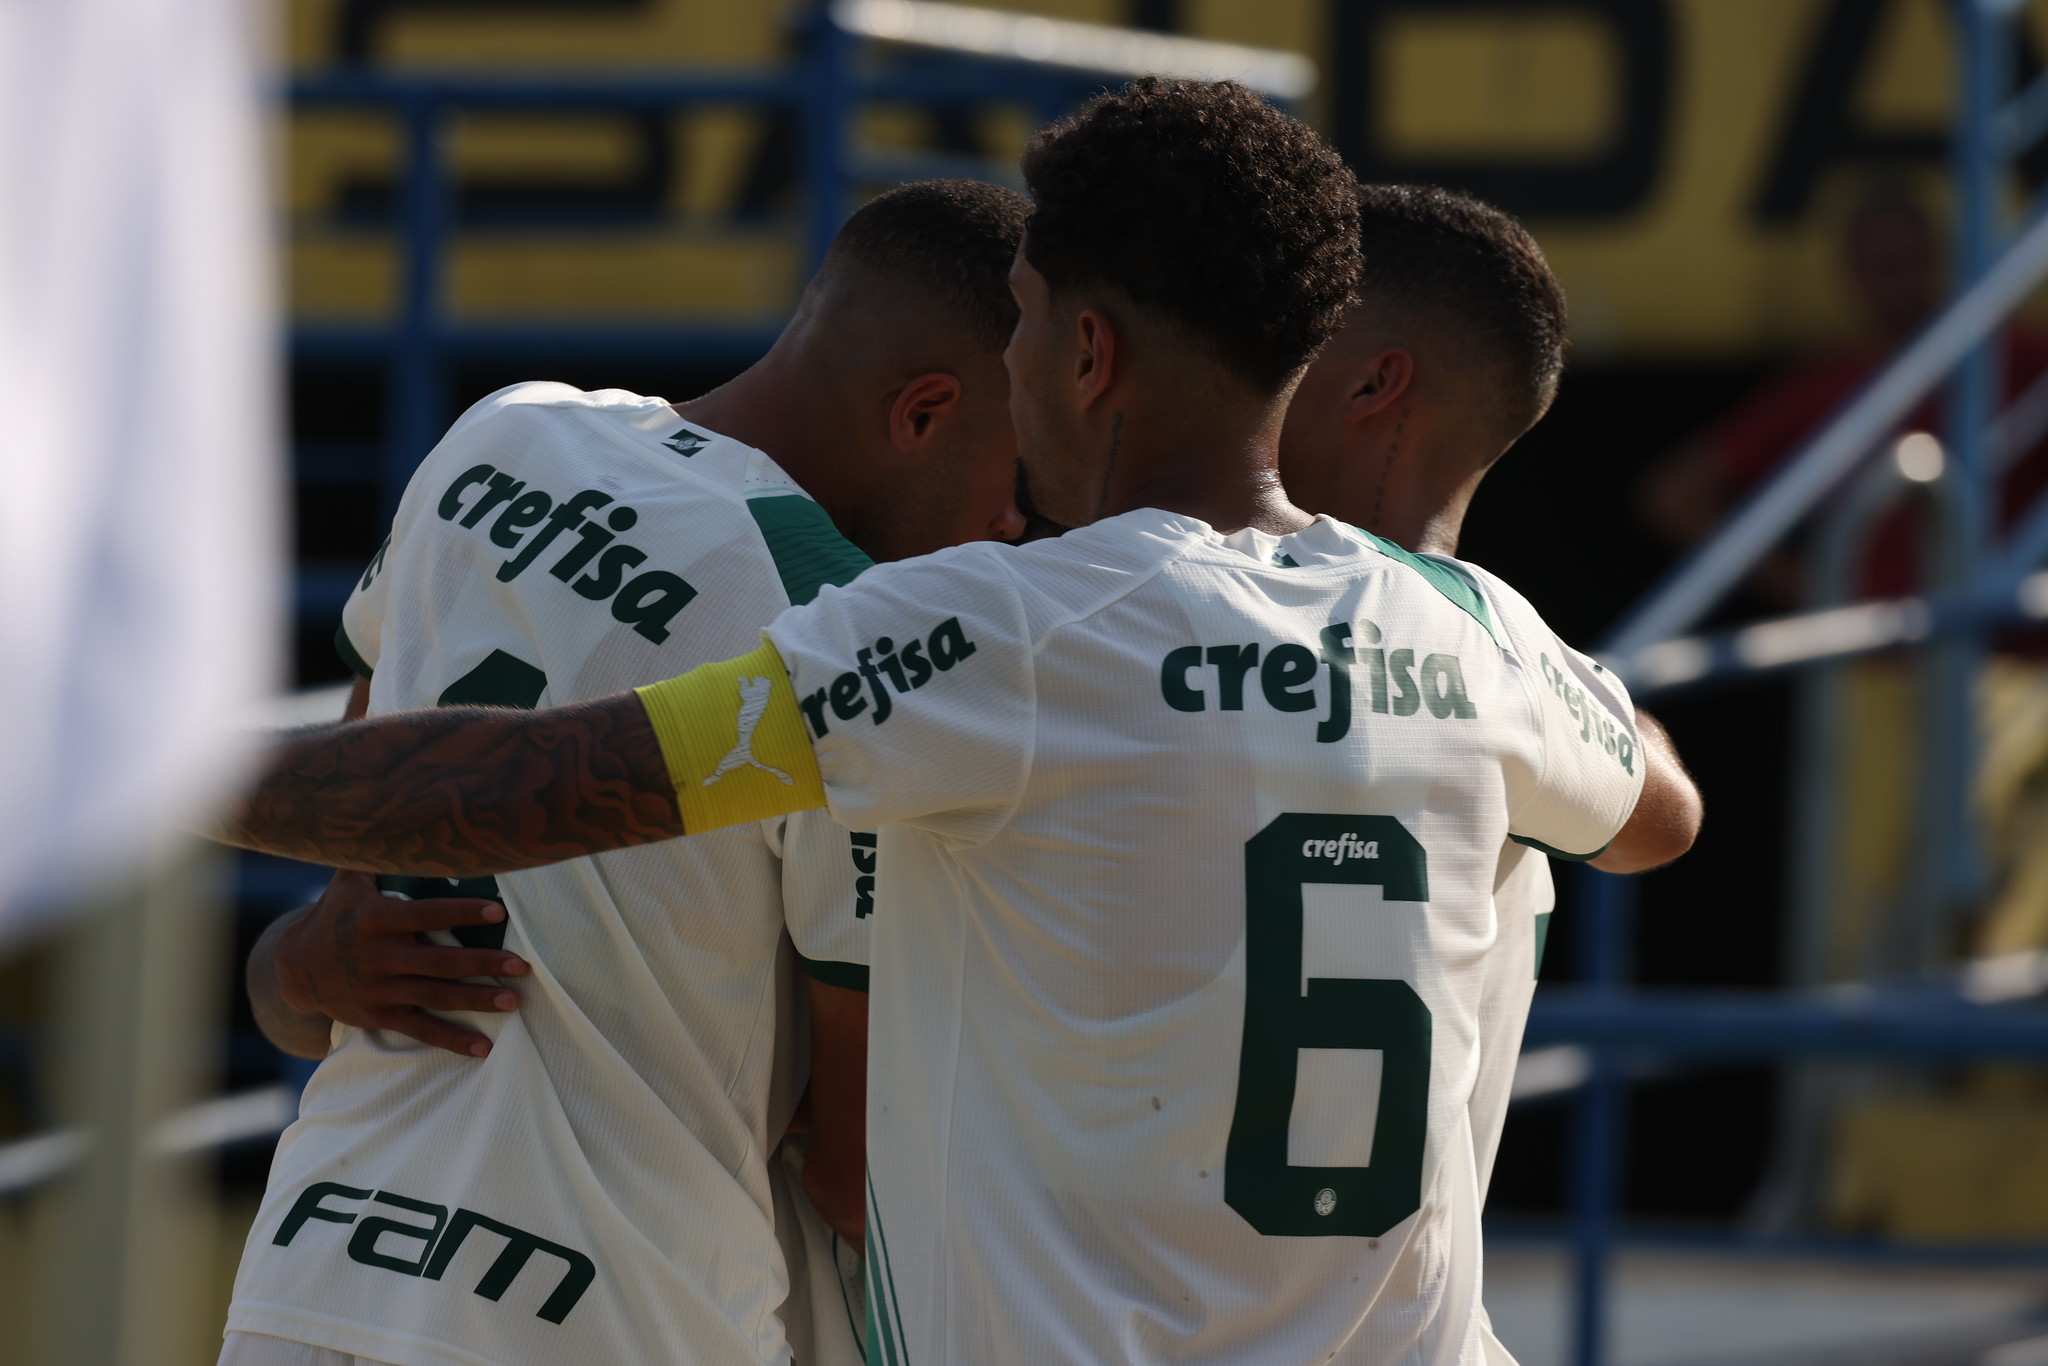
<box><xmin>866</xmin><ymin>1169</ymin><xmax>912</xmax><ymax>1365</ymax></box>
<box><xmin>800</xmin><ymin>955</ymin><xmax>871</xmax><ymax>993</ymax></box>
<box><xmin>749</xmin><ymin>495</ymin><xmax>873</xmax><ymax>607</ymax></box>
<box><xmin>1535</xmin><ymin>910</ymin><xmax>1553</xmax><ymax>979</ymax></box>
<box><xmin>334</xmin><ymin>624</ymin><xmax>374</xmax><ymax>680</ymax></box>
<box><xmin>1345</xmin><ymin>525</ymin><xmax>1498</xmax><ymax>644</ymax></box>
<box><xmin>1509</xmin><ymin>833</ymin><xmax>1613</xmax><ymax>862</ymax></box>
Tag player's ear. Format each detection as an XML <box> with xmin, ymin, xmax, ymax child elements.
<box><xmin>888</xmin><ymin>372</ymin><xmax>964</xmax><ymax>450</ymax></box>
<box><xmin>1347</xmin><ymin>348</ymin><xmax>1414</xmax><ymax>422</ymax></box>
<box><xmin>1073</xmin><ymin>308</ymin><xmax>1117</xmax><ymax>409</ymax></box>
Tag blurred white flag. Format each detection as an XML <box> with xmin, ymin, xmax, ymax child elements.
<box><xmin>0</xmin><ymin>0</ymin><xmax>279</xmax><ymax>942</ymax></box>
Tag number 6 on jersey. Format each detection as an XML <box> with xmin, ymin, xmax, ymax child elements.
<box><xmin>1226</xmin><ymin>813</ymin><xmax>1431</xmax><ymax>1238</ymax></box>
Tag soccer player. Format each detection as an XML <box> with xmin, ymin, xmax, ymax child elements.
<box><xmin>220</xmin><ymin>180</ymin><xmax>1028</xmax><ymax>1366</ymax></box>
<box><xmin>216</xmin><ymin>81</ymin><xmax>1675</xmax><ymax>1361</ymax></box>
<box><xmin>1277</xmin><ymin>183</ymin><xmax>1700</xmax><ymax>1359</ymax></box>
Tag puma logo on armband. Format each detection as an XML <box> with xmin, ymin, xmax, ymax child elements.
<box><xmin>704</xmin><ymin>675</ymin><xmax>794</xmax><ymax>787</ymax></box>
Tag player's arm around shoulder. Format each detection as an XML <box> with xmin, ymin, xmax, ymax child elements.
<box><xmin>213</xmin><ymin>688</ymin><xmax>686</xmax><ymax>875</ymax></box>
<box><xmin>249</xmin><ymin>870</ymin><xmax>528</xmax><ymax>1058</ymax></box>
<box><xmin>243</xmin><ymin>678</ymin><xmax>537</xmax><ymax>1057</ymax></box>
<box><xmin>1451</xmin><ymin>563</ymin><xmax>1703</xmax><ymax>874</ymax></box>
<box><xmin>210</xmin><ymin>637</ymin><xmax>834</xmax><ymax>875</ymax></box>
<box><xmin>1589</xmin><ymin>708</ymin><xmax>1701</xmax><ymax>875</ymax></box>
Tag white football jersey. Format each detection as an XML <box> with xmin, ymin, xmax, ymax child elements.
<box><xmin>1451</xmin><ymin>565</ymin><xmax>1567</xmax><ymax>1218</ymax></box>
<box><xmin>228</xmin><ymin>384</ymin><xmax>871</xmax><ymax>1366</ymax></box>
<box><xmin>761</xmin><ymin>509</ymin><xmax>1641</xmax><ymax>1365</ymax></box>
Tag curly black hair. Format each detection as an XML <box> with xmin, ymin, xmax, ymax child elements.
<box><xmin>1353</xmin><ymin>184</ymin><xmax>1568</xmax><ymax>439</ymax></box>
<box><xmin>1020</xmin><ymin>78</ymin><xmax>1361</xmax><ymax>392</ymax></box>
<box><xmin>827</xmin><ymin>178</ymin><xmax>1031</xmax><ymax>351</ymax></box>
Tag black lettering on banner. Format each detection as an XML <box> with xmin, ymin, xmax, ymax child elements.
<box><xmin>1332</xmin><ymin>0</ymin><xmax>1674</xmax><ymax>219</ymax></box>
<box><xmin>1752</xmin><ymin>0</ymin><xmax>1949</xmax><ymax>223</ymax></box>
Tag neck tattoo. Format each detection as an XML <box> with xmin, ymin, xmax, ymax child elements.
<box><xmin>1369</xmin><ymin>408</ymin><xmax>1408</xmax><ymax>529</ymax></box>
<box><xmin>1099</xmin><ymin>411</ymin><xmax>1124</xmax><ymax>515</ymax></box>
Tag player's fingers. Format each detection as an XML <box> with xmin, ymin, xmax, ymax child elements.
<box><xmin>369</xmin><ymin>979</ymin><xmax>520</xmax><ymax>1015</ymax></box>
<box><xmin>376</xmin><ymin>944</ymin><xmax>529</xmax><ymax>981</ymax></box>
<box><xmin>360</xmin><ymin>897</ymin><xmax>507</xmax><ymax>935</ymax></box>
<box><xmin>373</xmin><ymin>1007</ymin><xmax>495</xmax><ymax>1059</ymax></box>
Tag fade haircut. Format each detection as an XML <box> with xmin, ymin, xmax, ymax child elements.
<box><xmin>1354</xmin><ymin>184</ymin><xmax>1568</xmax><ymax>440</ymax></box>
<box><xmin>1020</xmin><ymin>78</ymin><xmax>1361</xmax><ymax>393</ymax></box>
<box><xmin>822</xmin><ymin>179</ymin><xmax>1031</xmax><ymax>352</ymax></box>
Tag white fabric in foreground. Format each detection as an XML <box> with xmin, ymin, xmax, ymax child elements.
<box><xmin>0</xmin><ymin>0</ymin><xmax>278</xmax><ymax>937</ymax></box>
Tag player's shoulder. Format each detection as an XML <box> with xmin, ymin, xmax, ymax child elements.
<box><xmin>1420</xmin><ymin>554</ymin><xmax>1562</xmax><ymax>657</ymax></box>
<box><xmin>414</xmin><ymin>381</ymin><xmax>673</xmax><ymax>476</ymax></box>
<box><xmin>448</xmin><ymin>380</ymin><xmax>672</xmax><ymax>434</ymax></box>
<box><xmin>929</xmin><ymin>511</ymin><xmax>1196</xmax><ymax>640</ymax></box>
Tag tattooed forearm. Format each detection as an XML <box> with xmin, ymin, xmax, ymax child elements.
<box><xmin>211</xmin><ymin>693</ymin><xmax>681</xmax><ymax>877</ymax></box>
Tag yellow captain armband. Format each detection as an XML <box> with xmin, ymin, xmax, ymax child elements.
<box><xmin>634</xmin><ymin>638</ymin><xmax>827</xmax><ymax>833</ymax></box>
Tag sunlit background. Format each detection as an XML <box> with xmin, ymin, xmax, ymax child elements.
<box><xmin>12</xmin><ymin>3</ymin><xmax>2048</xmax><ymax>1364</ymax></box>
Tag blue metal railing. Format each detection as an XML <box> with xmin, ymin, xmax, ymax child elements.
<box><xmin>1547</xmin><ymin>3</ymin><xmax>2048</xmax><ymax>1362</ymax></box>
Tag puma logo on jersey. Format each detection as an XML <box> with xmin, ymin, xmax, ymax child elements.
<box><xmin>1160</xmin><ymin>620</ymin><xmax>1475</xmax><ymax>743</ymax></box>
<box><xmin>435</xmin><ymin>462</ymin><xmax>697</xmax><ymax>644</ymax></box>
<box><xmin>1538</xmin><ymin>653</ymin><xmax>1636</xmax><ymax>775</ymax></box>
<box><xmin>797</xmin><ymin>617</ymin><xmax>976</xmax><ymax>738</ymax></box>
<box><xmin>703</xmin><ymin>675</ymin><xmax>794</xmax><ymax>787</ymax></box>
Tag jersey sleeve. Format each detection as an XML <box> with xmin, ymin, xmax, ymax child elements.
<box><xmin>771</xmin><ymin>811</ymin><xmax>872</xmax><ymax>991</ymax></box>
<box><xmin>762</xmin><ymin>546</ymin><xmax>1036</xmax><ymax>845</ymax></box>
<box><xmin>336</xmin><ymin>535</ymin><xmax>391</xmax><ymax>678</ymax></box>
<box><xmin>334</xmin><ymin>382</ymin><xmax>567</xmax><ymax>681</ymax></box>
<box><xmin>1470</xmin><ymin>567</ymin><xmax>1645</xmax><ymax>860</ymax></box>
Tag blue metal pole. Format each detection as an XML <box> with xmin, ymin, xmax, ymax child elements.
<box><xmin>801</xmin><ymin>7</ymin><xmax>854</xmax><ymax>281</ymax></box>
<box><xmin>1568</xmin><ymin>867</ymin><xmax>1635</xmax><ymax>1366</ymax></box>
<box><xmin>1916</xmin><ymin>0</ymin><xmax>2007</xmax><ymax>954</ymax></box>
<box><xmin>387</xmin><ymin>96</ymin><xmax>449</xmax><ymax>527</ymax></box>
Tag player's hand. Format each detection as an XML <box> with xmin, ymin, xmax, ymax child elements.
<box><xmin>273</xmin><ymin>869</ymin><xmax>529</xmax><ymax>1058</ymax></box>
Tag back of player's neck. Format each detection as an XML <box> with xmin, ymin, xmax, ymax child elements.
<box><xmin>1098</xmin><ymin>397</ymin><xmax>1305</xmax><ymax>534</ymax></box>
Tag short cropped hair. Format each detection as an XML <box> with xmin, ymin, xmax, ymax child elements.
<box><xmin>825</xmin><ymin>179</ymin><xmax>1031</xmax><ymax>351</ymax></box>
<box><xmin>1354</xmin><ymin>184</ymin><xmax>1567</xmax><ymax>438</ymax></box>
<box><xmin>1020</xmin><ymin>78</ymin><xmax>1361</xmax><ymax>392</ymax></box>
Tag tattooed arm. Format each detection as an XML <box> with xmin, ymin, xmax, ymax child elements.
<box><xmin>212</xmin><ymin>693</ymin><xmax>682</xmax><ymax>878</ymax></box>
